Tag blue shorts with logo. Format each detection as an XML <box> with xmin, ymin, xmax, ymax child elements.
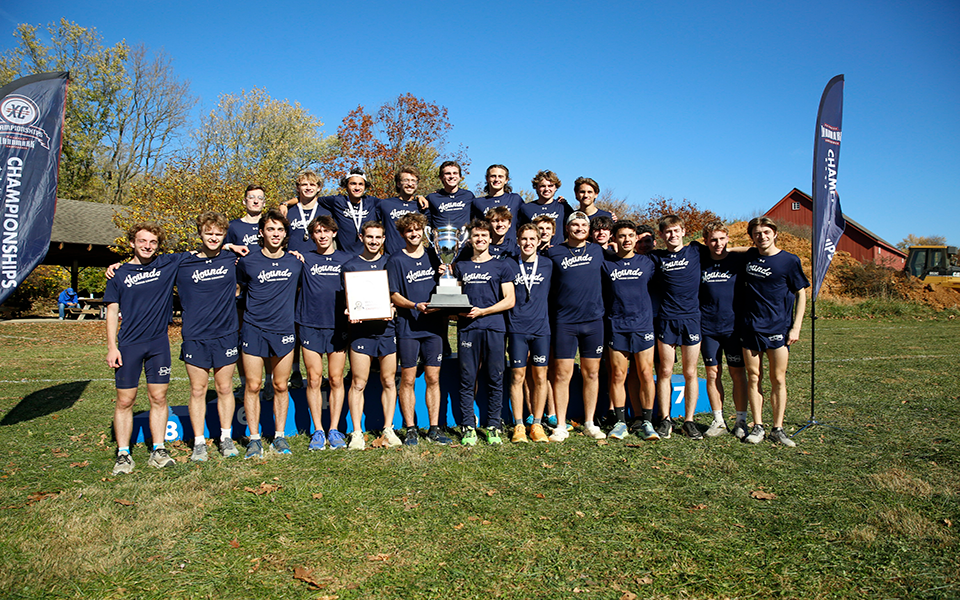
<box><xmin>552</xmin><ymin>319</ymin><xmax>604</xmax><ymax>360</ymax></box>
<box><xmin>508</xmin><ymin>333</ymin><xmax>550</xmax><ymax>368</ymax></box>
<box><xmin>701</xmin><ymin>331</ymin><xmax>744</xmax><ymax>367</ymax></box>
<box><xmin>350</xmin><ymin>333</ymin><xmax>397</xmax><ymax>358</ymax></box>
<box><xmin>740</xmin><ymin>330</ymin><xmax>789</xmax><ymax>353</ymax></box>
<box><xmin>116</xmin><ymin>336</ymin><xmax>171</xmax><ymax>389</ymax></box>
<box><xmin>398</xmin><ymin>333</ymin><xmax>443</xmax><ymax>369</ymax></box>
<box><xmin>241</xmin><ymin>322</ymin><xmax>295</xmax><ymax>358</ymax></box>
<box><xmin>608</xmin><ymin>330</ymin><xmax>655</xmax><ymax>355</ymax></box>
<box><xmin>180</xmin><ymin>333</ymin><xmax>240</xmax><ymax>369</ymax></box>
<box><xmin>656</xmin><ymin>317</ymin><xmax>701</xmax><ymax>347</ymax></box>
<box><xmin>299</xmin><ymin>324</ymin><xmax>348</xmax><ymax>355</ymax></box>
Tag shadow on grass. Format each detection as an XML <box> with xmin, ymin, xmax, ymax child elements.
<box><xmin>0</xmin><ymin>380</ymin><xmax>89</xmax><ymax>425</ymax></box>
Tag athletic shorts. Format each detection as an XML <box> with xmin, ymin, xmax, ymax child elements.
<box><xmin>180</xmin><ymin>333</ymin><xmax>240</xmax><ymax>369</ymax></box>
<box><xmin>552</xmin><ymin>319</ymin><xmax>604</xmax><ymax>360</ymax></box>
<box><xmin>299</xmin><ymin>324</ymin><xmax>348</xmax><ymax>355</ymax></box>
<box><xmin>656</xmin><ymin>317</ymin><xmax>701</xmax><ymax>347</ymax></box>
<box><xmin>701</xmin><ymin>331</ymin><xmax>744</xmax><ymax>367</ymax></box>
<box><xmin>397</xmin><ymin>334</ymin><xmax>443</xmax><ymax>369</ymax></box>
<box><xmin>508</xmin><ymin>333</ymin><xmax>550</xmax><ymax>368</ymax></box>
<box><xmin>116</xmin><ymin>336</ymin><xmax>171</xmax><ymax>389</ymax></box>
<box><xmin>351</xmin><ymin>333</ymin><xmax>397</xmax><ymax>358</ymax></box>
<box><xmin>740</xmin><ymin>330</ymin><xmax>789</xmax><ymax>353</ymax></box>
<box><xmin>608</xmin><ymin>330</ymin><xmax>655</xmax><ymax>355</ymax></box>
<box><xmin>241</xmin><ymin>322</ymin><xmax>295</xmax><ymax>358</ymax></box>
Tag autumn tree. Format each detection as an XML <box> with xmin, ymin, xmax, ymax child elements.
<box><xmin>103</xmin><ymin>44</ymin><xmax>195</xmax><ymax>204</ymax></box>
<box><xmin>116</xmin><ymin>157</ymin><xmax>269</xmax><ymax>254</ymax></box>
<box><xmin>632</xmin><ymin>195</ymin><xmax>720</xmax><ymax>239</ymax></box>
<box><xmin>897</xmin><ymin>233</ymin><xmax>948</xmax><ymax>250</ymax></box>
<box><xmin>194</xmin><ymin>88</ymin><xmax>334</xmax><ymax>199</ymax></box>
<box><xmin>324</xmin><ymin>93</ymin><xmax>469</xmax><ymax>197</ymax></box>
<box><xmin>0</xmin><ymin>19</ymin><xmax>127</xmax><ymax>201</ymax></box>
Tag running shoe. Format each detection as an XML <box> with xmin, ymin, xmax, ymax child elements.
<box><xmin>382</xmin><ymin>428</ymin><xmax>402</xmax><ymax>448</ymax></box>
<box><xmin>245</xmin><ymin>439</ymin><xmax>264</xmax><ymax>459</ymax></box>
<box><xmin>272</xmin><ymin>437</ymin><xmax>292</xmax><ymax>455</ymax></box>
<box><xmin>548</xmin><ymin>427</ymin><xmax>569</xmax><ymax>442</ymax></box>
<box><xmin>147</xmin><ymin>448</ymin><xmax>175</xmax><ymax>468</ymax></box>
<box><xmin>656</xmin><ymin>417</ymin><xmax>673</xmax><ymax>439</ymax></box>
<box><xmin>511</xmin><ymin>424</ymin><xmax>528</xmax><ymax>443</ymax></box>
<box><xmin>529</xmin><ymin>423</ymin><xmax>549</xmax><ymax>443</ymax></box>
<box><xmin>427</xmin><ymin>426</ymin><xmax>453</xmax><ymax>445</ymax></box>
<box><xmin>112</xmin><ymin>453</ymin><xmax>134</xmax><ymax>475</ymax></box>
<box><xmin>744</xmin><ymin>424</ymin><xmax>765</xmax><ymax>444</ymax></box>
<box><xmin>461</xmin><ymin>426</ymin><xmax>478</xmax><ymax>447</ymax></box>
<box><xmin>347</xmin><ymin>432</ymin><xmax>365</xmax><ymax>450</ymax></box>
<box><xmin>609</xmin><ymin>421</ymin><xmax>629</xmax><ymax>440</ymax></box>
<box><xmin>328</xmin><ymin>429</ymin><xmax>347</xmax><ymax>449</ymax></box>
<box><xmin>682</xmin><ymin>421</ymin><xmax>704</xmax><ymax>440</ymax></box>
<box><xmin>769</xmin><ymin>427</ymin><xmax>797</xmax><ymax>447</ymax></box>
<box><xmin>731</xmin><ymin>420</ymin><xmax>749</xmax><ymax>440</ymax></box>
<box><xmin>190</xmin><ymin>443</ymin><xmax>208</xmax><ymax>462</ymax></box>
<box><xmin>705</xmin><ymin>419</ymin><xmax>728</xmax><ymax>437</ymax></box>
<box><xmin>309</xmin><ymin>429</ymin><xmax>326</xmax><ymax>451</ymax></box>
<box><xmin>639</xmin><ymin>420</ymin><xmax>660</xmax><ymax>441</ymax></box>
<box><xmin>486</xmin><ymin>427</ymin><xmax>503</xmax><ymax>446</ymax></box>
<box><xmin>583</xmin><ymin>423</ymin><xmax>607</xmax><ymax>439</ymax></box>
<box><xmin>404</xmin><ymin>427</ymin><xmax>419</xmax><ymax>446</ymax></box>
<box><xmin>220</xmin><ymin>437</ymin><xmax>239</xmax><ymax>458</ymax></box>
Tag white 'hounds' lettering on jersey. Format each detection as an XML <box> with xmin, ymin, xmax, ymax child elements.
<box><xmin>745</xmin><ymin>263</ymin><xmax>773</xmax><ymax>278</ymax></box>
<box><xmin>609</xmin><ymin>268</ymin><xmax>644</xmax><ymax>281</ymax></box>
<box><xmin>390</xmin><ymin>208</ymin><xmax>414</xmax><ymax>220</ymax></box>
<box><xmin>405</xmin><ymin>268</ymin><xmax>436</xmax><ymax>283</ymax></box>
<box><xmin>560</xmin><ymin>254</ymin><xmax>594</xmax><ymax>270</ymax></box>
<box><xmin>310</xmin><ymin>263</ymin><xmax>342</xmax><ymax>276</ymax></box>
<box><xmin>513</xmin><ymin>272</ymin><xmax>546</xmax><ymax>285</ymax></box>
<box><xmin>123</xmin><ymin>268</ymin><xmax>161</xmax><ymax>288</ymax></box>
<box><xmin>289</xmin><ymin>217</ymin><xmax>309</xmax><ymax>231</ymax></box>
<box><xmin>242</xmin><ymin>233</ymin><xmax>258</xmax><ymax>245</ymax></box>
<box><xmin>461</xmin><ymin>271</ymin><xmax>493</xmax><ymax>283</ymax></box>
<box><xmin>659</xmin><ymin>258</ymin><xmax>689</xmax><ymax>272</ymax></box>
<box><xmin>191</xmin><ymin>265</ymin><xmax>229</xmax><ymax>283</ymax></box>
<box><xmin>438</xmin><ymin>200</ymin><xmax>466</xmax><ymax>213</ymax></box>
<box><xmin>343</xmin><ymin>205</ymin><xmax>370</xmax><ymax>220</ymax></box>
<box><xmin>257</xmin><ymin>268</ymin><xmax>293</xmax><ymax>283</ymax></box>
<box><xmin>701</xmin><ymin>270</ymin><xmax>734</xmax><ymax>284</ymax></box>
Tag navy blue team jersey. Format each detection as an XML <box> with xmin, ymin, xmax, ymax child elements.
<box><xmin>472</xmin><ymin>193</ymin><xmax>522</xmax><ymax>246</ymax></box>
<box><xmin>225</xmin><ymin>219</ymin><xmax>261</xmax><ymax>252</ymax></box>
<box><xmin>737</xmin><ymin>248</ymin><xmax>810</xmax><ymax>334</ymax></box>
<box><xmin>320</xmin><ymin>194</ymin><xmax>382</xmax><ymax>256</ymax></box>
<box><xmin>545</xmin><ymin>242</ymin><xmax>605</xmax><ymax>324</ymax></box>
<box><xmin>587</xmin><ymin>209</ymin><xmax>614</xmax><ymax>222</ymax></box>
<box><xmin>286</xmin><ymin>202</ymin><xmax>332</xmax><ymax>255</ymax></box>
<box><xmin>296</xmin><ymin>249</ymin><xmax>352</xmax><ymax>329</ymax></box>
<box><xmin>386</xmin><ymin>248</ymin><xmax>446</xmax><ymax>338</ymax></box>
<box><xmin>506</xmin><ymin>256</ymin><xmax>553</xmax><ymax>337</ymax></box>
<box><xmin>105</xmin><ymin>253</ymin><xmax>186</xmax><ymax>345</ymax></box>
<box><xmin>176</xmin><ymin>251</ymin><xmax>239</xmax><ymax>340</ymax></box>
<box><xmin>237</xmin><ymin>251</ymin><xmax>302</xmax><ymax>333</ymax></box>
<box><xmin>377</xmin><ymin>197</ymin><xmax>422</xmax><ymax>255</ymax></box>
<box><xmin>699</xmin><ymin>249</ymin><xmax>746</xmax><ymax>336</ymax></box>
<box><xmin>518</xmin><ymin>201</ymin><xmax>571</xmax><ymax>246</ymax></box>
<box><xmin>601</xmin><ymin>252</ymin><xmax>656</xmax><ymax>333</ymax></box>
<box><xmin>454</xmin><ymin>258</ymin><xmax>513</xmax><ymax>332</ymax></box>
<box><xmin>650</xmin><ymin>244</ymin><xmax>702</xmax><ymax>321</ymax></box>
<box><xmin>425</xmin><ymin>188</ymin><xmax>474</xmax><ymax>231</ymax></box>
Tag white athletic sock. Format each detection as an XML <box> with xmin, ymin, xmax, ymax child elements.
<box><xmin>712</xmin><ymin>410</ymin><xmax>724</xmax><ymax>423</ymax></box>
<box><xmin>249</xmin><ymin>434</ymin><xmax>261</xmax><ymax>441</ymax></box>
<box><xmin>221</xmin><ymin>428</ymin><xmax>231</xmax><ymax>440</ymax></box>
<box><xmin>194</xmin><ymin>436</ymin><xmax>205</xmax><ymax>446</ymax></box>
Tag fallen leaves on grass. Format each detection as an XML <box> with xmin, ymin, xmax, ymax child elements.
<box><xmin>367</xmin><ymin>553</ymin><xmax>392</xmax><ymax>562</ymax></box>
<box><xmin>371</xmin><ymin>435</ymin><xmax>389</xmax><ymax>448</ymax></box>
<box><xmin>688</xmin><ymin>504</ymin><xmax>708</xmax><ymax>512</ymax></box>
<box><xmin>52</xmin><ymin>448</ymin><xmax>69</xmax><ymax>458</ymax></box>
<box><xmin>114</xmin><ymin>498</ymin><xmax>134</xmax><ymax>507</ymax></box>
<box><xmin>596</xmin><ymin>439</ymin><xmax>609</xmax><ymax>446</ymax></box>
<box><xmin>636</xmin><ymin>576</ymin><xmax>653</xmax><ymax>585</ymax></box>
<box><xmin>229</xmin><ymin>539</ymin><xmax>240</xmax><ymax>548</ymax></box>
<box><xmin>575</xmin><ymin>511</ymin><xmax>585</xmax><ymax>518</ymax></box>
<box><xmin>751</xmin><ymin>490</ymin><xmax>777</xmax><ymax>500</ymax></box>
<box><xmin>535</xmin><ymin>493</ymin><xmax>546</xmax><ymax>499</ymax></box>
<box><xmin>484</xmin><ymin>489</ymin><xmax>498</xmax><ymax>496</ymax></box>
<box><xmin>245</xmin><ymin>482</ymin><xmax>280</xmax><ymax>495</ymax></box>
<box><xmin>453</xmin><ymin>523</ymin><xmax>464</xmax><ymax>530</ymax></box>
<box><xmin>69</xmin><ymin>461</ymin><xmax>89</xmax><ymax>468</ymax></box>
<box><xmin>292</xmin><ymin>566</ymin><xmax>335</xmax><ymax>589</ymax></box>
<box><xmin>312</xmin><ymin>492</ymin><xmax>324</xmax><ymax>500</ymax></box>
<box><xmin>541</xmin><ymin>462</ymin><xmax>554</xmax><ymax>469</ymax></box>
<box><xmin>621</xmin><ymin>592</ymin><xmax>638</xmax><ymax>600</ymax></box>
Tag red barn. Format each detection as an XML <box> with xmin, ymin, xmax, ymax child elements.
<box><xmin>764</xmin><ymin>188</ymin><xmax>906</xmax><ymax>269</ymax></box>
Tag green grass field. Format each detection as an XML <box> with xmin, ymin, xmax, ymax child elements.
<box><xmin>0</xmin><ymin>315</ymin><xmax>957</xmax><ymax>599</ymax></box>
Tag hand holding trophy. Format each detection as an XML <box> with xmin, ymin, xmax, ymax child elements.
<box><xmin>427</xmin><ymin>224</ymin><xmax>473</xmax><ymax>309</ymax></box>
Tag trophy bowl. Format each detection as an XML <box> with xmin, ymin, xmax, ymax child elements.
<box><xmin>427</xmin><ymin>224</ymin><xmax>473</xmax><ymax>309</ymax></box>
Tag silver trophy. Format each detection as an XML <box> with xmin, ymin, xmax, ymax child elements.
<box><xmin>427</xmin><ymin>225</ymin><xmax>473</xmax><ymax>309</ymax></box>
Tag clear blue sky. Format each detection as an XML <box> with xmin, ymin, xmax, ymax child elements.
<box><xmin>2</xmin><ymin>0</ymin><xmax>957</xmax><ymax>246</ymax></box>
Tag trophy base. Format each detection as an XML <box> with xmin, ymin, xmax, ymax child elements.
<box><xmin>427</xmin><ymin>290</ymin><xmax>473</xmax><ymax>310</ymax></box>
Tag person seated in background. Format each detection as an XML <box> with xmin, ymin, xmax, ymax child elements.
<box><xmin>58</xmin><ymin>287</ymin><xmax>79</xmax><ymax>320</ymax></box>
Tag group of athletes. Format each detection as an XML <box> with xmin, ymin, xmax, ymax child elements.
<box><xmin>104</xmin><ymin>161</ymin><xmax>809</xmax><ymax>475</ymax></box>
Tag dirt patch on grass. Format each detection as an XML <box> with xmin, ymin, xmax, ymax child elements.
<box><xmin>7</xmin><ymin>472</ymin><xmax>236</xmax><ymax>587</ymax></box>
<box><xmin>868</xmin><ymin>468</ymin><xmax>937</xmax><ymax>497</ymax></box>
